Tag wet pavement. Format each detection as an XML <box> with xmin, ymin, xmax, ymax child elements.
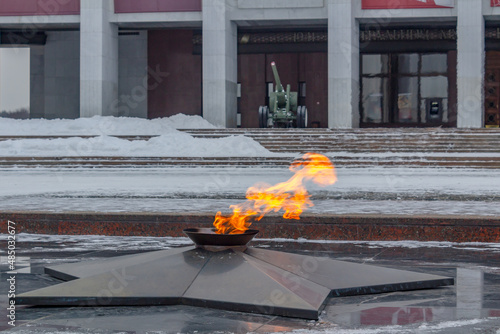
<box><xmin>0</xmin><ymin>234</ymin><xmax>499</xmax><ymax>333</ymax></box>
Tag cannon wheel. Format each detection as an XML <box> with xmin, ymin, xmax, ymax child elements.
<box><xmin>297</xmin><ymin>106</ymin><xmax>308</xmax><ymax>128</ymax></box>
<box><xmin>258</xmin><ymin>106</ymin><xmax>266</xmax><ymax>128</ymax></box>
<box><xmin>296</xmin><ymin>106</ymin><xmax>303</xmax><ymax>128</ymax></box>
<box><xmin>264</xmin><ymin>106</ymin><xmax>270</xmax><ymax>127</ymax></box>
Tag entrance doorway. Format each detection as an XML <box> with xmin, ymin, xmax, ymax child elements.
<box><xmin>238</xmin><ymin>52</ymin><xmax>327</xmax><ymax>128</ymax></box>
<box><xmin>360</xmin><ymin>52</ymin><xmax>457</xmax><ymax>127</ymax></box>
<box><xmin>147</xmin><ymin>30</ymin><xmax>202</xmax><ymax>119</ymax></box>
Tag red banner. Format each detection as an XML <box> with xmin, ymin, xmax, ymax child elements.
<box><xmin>0</xmin><ymin>0</ymin><xmax>80</xmax><ymax>16</ymax></box>
<box><xmin>492</xmin><ymin>0</ymin><xmax>500</xmax><ymax>7</ymax></box>
<box><xmin>114</xmin><ymin>0</ymin><xmax>201</xmax><ymax>13</ymax></box>
<box><xmin>362</xmin><ymin>0</ymin><xmax>454</xmax><ymax>9</ymax></box>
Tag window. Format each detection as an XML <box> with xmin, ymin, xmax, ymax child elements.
<box><xmin>421</xmin><ymin>54</ymin><xmax>447</xmax><ymax>74</ymax></box>
<box><xmin>361</xmin><ymin>53</ymin><xmax>449</xmax><ymax>126</ymax></box>
<box><xmin>362</xmin><ymin>78</ymin><xmax>389</xmax><ymax>123</ymax></box>
<box><xmin>397</xmin><ymin>76</ymin><xmax>419</xmax><ymax>123</ymax></box>
<box><xmin>398</xmin><ymin>54</ymin><xmax>419</xmax><ymax>74</ymax></box>
<box><xmin>362</xmin><ymin>54</ymin><xmax>389</xmax><ymax>75</ymax></box>
<box><xmin>361</xmin><ymin>55</ymin><xmax>390</xmax><ymax>123</ymax></box>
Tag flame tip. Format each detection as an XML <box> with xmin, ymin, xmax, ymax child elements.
<box><xmin>214</xmin><ymin>153</ymin><xmax>336</xmax><ymax>234</ymax></box>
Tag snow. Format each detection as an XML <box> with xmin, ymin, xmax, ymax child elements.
<box><xmin>417</xmin><ymin>319</ymin><xmax>485</xmax><ymax>331</ymax></box>
<box><xmin>3</xmin><ymin>233</ymin><xmax>498</xmax><ymax>260</ymax></box>
<box><xmin>271</xmin><ymin>318</ymin><xmax>493</xmax><ymax>333</ymax></box>
<box><xmin>1</xmin><ymin>167</ymin><xmax>498</xmax><ymax>198</ymax></box>
<box><xmin>2</xmin><ymin>117</ymin><xmax>499</xmax><ymax>334</ymax></box>
<box><xmin>256</xmin><ymin>238</ymin><xmax>500</xmax><ymax>252</ymax></box>
<box><xmin>0</xmin><ymin>114</ymin><xmax>216</xmax><ymax>135</ymax></box>
<box><xmin>1</xmin><ymin>115</ymin><xmax>499</xmax><ymax>159</ymax></box>
<box><xmin>0</xmin><ymin>167</ymin><xmax>498</xmax><ymax>215</ymax></box>
<box><xmin>271</xmin><ymin>319</ymin><xmax>498</xmax><ymax>334</ymax></box>
<box><xmin>0</xmin><ymin>233</ymin><xmax>192</xmax><ymax>252</ymax></box>
<box><xmin>328</xmin><ymin>151</ymin><xmax>500</xmax><ymax>158</ymax></box>
<box><xmin>0</xmin><ymin>197</ymin><xmax>498</xmax><ymax>216</ymax></box>
<box><xmin>2</xmin><ymin>233</ymin><xmax>499</xmax><ymax>333</ymax></box>
<box><xmin>3</xmin><ymin>316</ymin><xmax>498</xmax><ymax>334</ymax></box>
<box><xmin>0</xmin><ymin>114</ymin><xmax>279</xmax><ymax>157</ymax></box>
<box><xmin>273</xmin><ymin>327</ymin><xmax>407</xmax><ymax>334</ymax></box>
<box><xmin>4</xmin><ymin>233</ymin><xmax>499</xmax><ymax>252</ymax></box>
<box><xmin>0</xmin><ymin>116</ymin><xmax>498</xmax><ymax>220</ymax></box>
<box><xmin>0</xmin><ymin>133</ymin><xmax>274</xmax><ymax>157</ymax></box>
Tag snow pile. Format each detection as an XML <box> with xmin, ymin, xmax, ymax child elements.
<box><xmin>0</xmin><ymin>133</ymin><xmax>273</xmax><ymax>157</ymax></box>
<box><xmin>167</xmin><ymin>113</ymin><xmax>217</xmax><ymax>130</ymax></box>
<box><xmin>0</xmin><ymin>114</ymin><xmax>216</xmax><ymax>136</ymax></box>
<box><xmin>0</xmin><ymin>114</ymin><xmax>278</xmax><ymax>157</ymax></box>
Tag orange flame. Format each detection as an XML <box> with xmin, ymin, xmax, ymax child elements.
<box><xmin>213</xmin><ymin>153</ymin><xmax>337</xmax><ymax>234</ymax></box>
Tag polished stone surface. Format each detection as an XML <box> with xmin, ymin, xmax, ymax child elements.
<box><xmin>1</xmin><ymin>234</ymin><xmax>499</xmax><ymax>333</ymax></box>
<box><xmin>16</xmin><ymin>244</ymin><xmax>451</xmax><ymax>320</ymax></box>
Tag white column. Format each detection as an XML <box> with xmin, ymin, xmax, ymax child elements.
<box><xmin>457</xmin><ymin>0</ymin><xmax>484</xmax><ymax>128</ymax></box>
<box><xmin>80</xmin><ymin>0</ymin><xmax>118</xmax><ymax>117</ymax></box>
<box><xmin>202</xmin><ymin>0</ymin><xmax>238</xmax><ymax>128</ymax></box>
<box><xmin>328</xmin><ymin>0</ymin><xmax>359</xmax><ymax>128</ymax></box>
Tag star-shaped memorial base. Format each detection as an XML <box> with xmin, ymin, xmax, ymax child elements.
<box><xmin>17</xmin><ymin>246</ymin><xmax>453</xmax><ymax>320</ymax></box>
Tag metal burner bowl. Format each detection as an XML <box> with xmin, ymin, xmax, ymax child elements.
<box><xmin>183</xmin><ymin>228</ymin><xmax>259</xmax><ymax>247</ymax></box>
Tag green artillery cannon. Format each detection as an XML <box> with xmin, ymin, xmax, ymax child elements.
<box><xmin>259</xmin><ymin>61</ymin><xmax>308</xmax><ymax>128</ymax></box>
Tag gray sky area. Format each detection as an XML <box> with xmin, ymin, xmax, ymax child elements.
<box><xmin>0</xmin><ymin>47</ymin><xmax>30</xmax><ymax>112</ymax></box>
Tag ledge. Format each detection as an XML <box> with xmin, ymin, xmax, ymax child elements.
<box><xmin>238</xmin><ymin>0</ymin><xmax>324</xmax><ymax>9</ymax></box>
<box><xmin>1</xmin><ymin>211</ymin><xmax>499</xmax><ymax>243</ymax></box>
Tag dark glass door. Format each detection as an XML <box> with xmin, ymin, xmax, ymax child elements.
<box><xmin>361</xmin><ymin>53</ymin><xmax>450</xmax><ymax>127</ymax></box>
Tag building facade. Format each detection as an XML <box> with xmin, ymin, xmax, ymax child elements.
<box><xmin>0</xmin><ymin>0</ymin><xmax>498</xmax><ymax>128</ymax></box>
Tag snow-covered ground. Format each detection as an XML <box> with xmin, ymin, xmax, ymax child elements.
<box><xmin>1</xmin><ymin>116</ymin><xmax>499</xmax><ymax>334</ymax></box>
<box><xmin>0</xmin><ymin>167</ymin><xmax>498</xmax><ymax>215</ymax></box>
<box><xmin>275</xmin><ymin>319</ymin><xmax>500</xmax><ymax>334</ymax></box>
<box><xmin>2</xmin><ymin>167</ymin><xmax>498</xmax><ymax>198</ymax></box>
<box><xmin>0</xmin><ymin>133</ymin><xmax>275</xmax><ymax>157</ymax></box>
<box><xmin>7</xmin><ymin>233</ymin><xmax>499</xmax><ymax>253</ymax></box>
<box><xmin>2</xmin><ymin>197</ymin><xmax>497</xmax><ymax>216</ymax></box>
<box><xmin>0</xmin><ymin>115</ymin><xmax>279</xmax><ymax>157</ymax></box>
<box><xmin>0</xmin><ymin>115</ymin><xmax>498</xmax><ymax>216</ymax></box>
<box><xmin>1</xmin><ymin>115</ymin><xmax>499</xmax><ymax>159</ymax></box>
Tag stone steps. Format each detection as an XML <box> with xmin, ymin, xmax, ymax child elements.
<box><xmin>185</xmin><ymin>129</ymin><xmax>500</xmax><ymax>155</ymax></box>
<box><xmin>1</xmin><ymin>155</ymin><xmax>499</xmax><ymax>168</ymax></box>
<box><xmin>1</xmin><ymin>128</ymin><xmax>498</xmax><ymax>168</ymax></box>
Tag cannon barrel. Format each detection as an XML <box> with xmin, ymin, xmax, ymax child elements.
<box><xmin>270</xmin><ymin>62</ymin><xmax>284</xmax><ymax>93</ymax></box>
